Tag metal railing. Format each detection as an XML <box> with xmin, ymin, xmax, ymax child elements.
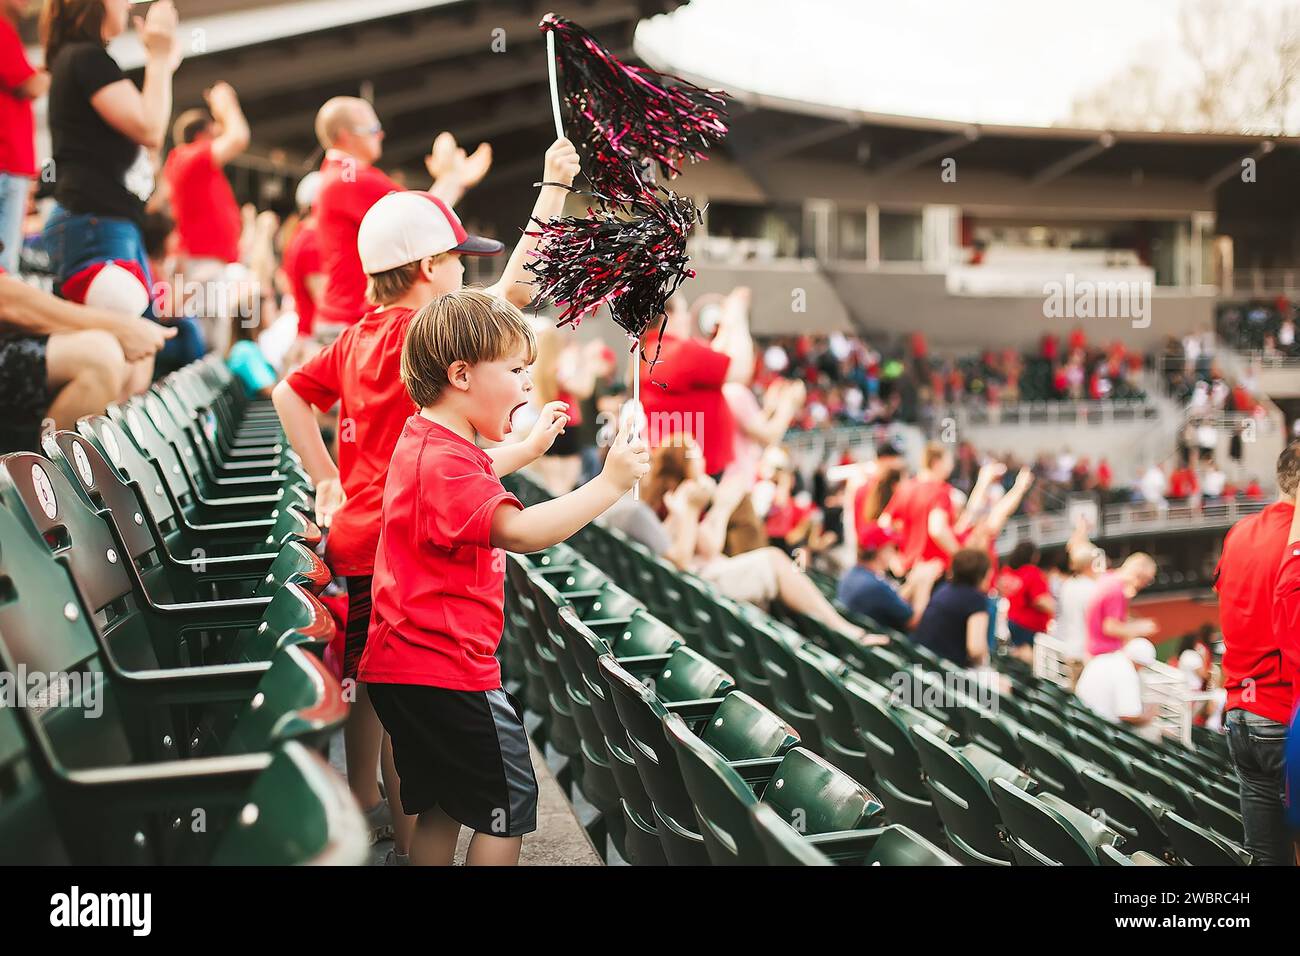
<box><xmin>997</xmin><ymin>495</ymin><xmax>1268</xmax><ymax>551</ymax></box>
<box><xmin>1220</xmin><ymin>267</ymin><xmax>1300</xmax><ymax>297</ymax></box>
<box><xmin>938</xmin><ymin>398</ymin><xmax>1159</xmax><ymax>428</ymax></box>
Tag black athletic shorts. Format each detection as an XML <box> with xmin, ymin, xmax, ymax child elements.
<box><xmin>0</xmin><ymin>334</ymin><xmax>51</xmax><ymax>423</ymax></box>
<box><xmin>368</xmin><ymin>682</ymin><xmax>539</xmax><ymax>837</ymax></box>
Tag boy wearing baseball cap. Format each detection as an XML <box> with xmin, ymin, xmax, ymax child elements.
<box><xmin>271</xmin><ymin>137</ymin><xmax>580</xmax><ymax>851</ymax></box>
<box><xmin>358</xmin><ymin>289</ymin><xmax>649</xmax><ymax>865</ymax></box>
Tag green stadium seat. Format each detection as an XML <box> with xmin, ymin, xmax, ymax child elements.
<box><xmin>749</xmin><ymin>619</ymin><xmax>823</xmax><ymax>751</ymax></box>
<box><xmin>599</xmin><ymin>652</ymin><xmax>734</xmax><ymax>865</ymax></box>
<box><xmin>1080</xmin><ymin>768</ymin><xmax>1172</xmax><ymax>857</ymax></box>
<box><xmin>0</xmin><ymin>700</ymin><xmax>364</xmax><ymax>864</ymax></box>
<box><xmin>43</xmin><ymin>430</ymin><xmax>318</xmax><ymax>578</ymax></box>
<box><xmin>793</xmin><ymin>643</ymin><xmax>875</xmax><ymax>786</ymax></box>
<box><xmin>0</xmin><ymin>454</ymin><xmax>328</xmax><ymax>671</ymax></box>
<box><xmin>1162</xmin><ymin>812</ymin><xmax>1252</xmax><ymax>866</ymax></box>
<box><xmin>663</xmin><ymin>714</ymin><xmax>882</xmax><ymax>865</ymax></box>
<box><xmin>1190</xmin><ymin>792</ymin><xmax>1244</xmax><ymax>844</ymax></box>
<box><xmin>910</xmin><ymin>725</ymin><xmax>1018</xmax><ymax>866</ymax></box>
<box><xmin>0</xmin><ymin>501</ymin><xmax>346</xmax><ymax>761</ymax></box>
<box><xmin>751</xmin><ymin>805</ymin><xmax>959</xmax><ymax>866</ymax></box>
<box><xmin>991</xmin><ymin>778</ymin><xmax>1122</xmax><ymax>865</ymax></box>
<box><xmin>841</xmin><ymin>674</ymin><xmax>946</xmax><ymax>842</ymax></box>
<box><xmin>1016</xmin><ymin>728</ymin><xmax>1095</xmax><ymax>807</ymax></box>
<box><xmin>1097</xmin><ymin>844</ymin><xmax>1169</xmax><ymax>866</ymax></box>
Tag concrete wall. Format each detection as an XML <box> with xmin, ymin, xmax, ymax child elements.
<box><xmin>673</xmin><ymin>156</ymin><xmax>1215</xmax><ymax>218</ymax></box>
<box><xmin>688</xmin><ymin>263</ymin><xmax>1216</xmax><ymax>347</ymax></box>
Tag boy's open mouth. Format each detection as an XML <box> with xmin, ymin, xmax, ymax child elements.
<box><xmin>506</xmin><ymin>402</ymin><xmax>527</xmax><ymax>433</ymax></box>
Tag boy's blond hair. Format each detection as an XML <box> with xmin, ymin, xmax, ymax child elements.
<box><xmin>401</xmin><ymin>289</ymin><xmax>538</xmax><ymax>408</ymax></box>
<box><xmin>365</xmin><ymin>252</ymin><xmax>453</xmax><ymax>306</ymax></box>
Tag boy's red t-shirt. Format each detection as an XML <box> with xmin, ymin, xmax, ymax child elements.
<box><xmin>313</xmin><ymin>152</ymin><xmax>401</xmax><ymax>326</ymax></box>
<box><xmin>359</xmin><ymin>415</ymin><xmax>522</xmax><ymax>690</ymax></box>
<box><xmin>285</xmin><ymin>305</ymin><xmax>417</xmax><ymax>575</ymax></box>
<box><xmin>163</xmin><ymin>139</ymin><xmax>241</xmax><ymax>263</ymax></box>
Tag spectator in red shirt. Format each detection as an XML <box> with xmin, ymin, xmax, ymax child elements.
<box><xmin>1245</xmin><ymin>478</ymin><xmax>1264</xmax><ymax>500</ymax></box>
<box><xmin>639</xmin><ymin>286</ymin><xmax>753</xmax><ymax>478</ymax></box>
<box><xmin>162</xmin><ymin>81</ymin><xmax>249</xmax><ymax>355</ymax></box>
<box><xmin>1169</xmin><ymin>462</ymin><xmax>1199</xmax><ymax>500</ymax></box>
<box><xmin>1097</xmin><ymin>457</ymin><xmax>1113</xmax><ymax>491</ymax></box>
<box><xmin>0</xmin><ymin>0</ymin><xmax>47</xmax><ymax>275</ymax></box>
<box><xmin>280</xmin><ymin>171</ymin><xmax>324</xmax><ymax>355</ymax></box>
<box><xmin>1042</xmin><ymin>333</ymin><xmax>1059</xmax><ymax>362</ymax></box>
<box><xmin>997</xmin><ymin>541</ymin><xmax>1055</xmax><ymax>662</ymax></box>
<box><xmin>1068</xmin><ymin>326</ymin><xmax>1086</xmax><ymax>353</ymax></box>
<box><xmin>883</xmin><ymin>441</ymin><xmax>959</xmax><ymax>571</ymax></box>
<box><xmin>1215</xmin><ymin>439</ymin><xmax>1300</xmax><ymax>865</ymax></box>
<box><xmin>311</xmin><ymin>95</ymin><xmax>491</xmax><ymax>333</ymax></box>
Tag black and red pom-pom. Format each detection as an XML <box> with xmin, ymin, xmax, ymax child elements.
<box><xmin>540</xmin><ymin>13</ymin><xmax>729</xmax><ymax>198</ymax></box>
<box><xmin>524</xmin><ymin>178</ymin><xmax>700</xmax><ymax>342</ymax></box>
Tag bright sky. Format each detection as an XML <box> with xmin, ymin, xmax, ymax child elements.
<box><xmin>635</xmin><ymin>0</ymin><xmax>1291</xmax><ymax>129</ymax></box>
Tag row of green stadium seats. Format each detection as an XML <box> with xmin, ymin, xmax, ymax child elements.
<box><xmin>0</xmin><ymin>356</ymin><xmax>368</xmax><ymax>864</ymax></box>
<box><xmin>503</xmin><ymin>472</ymin><xmax>1250</xmax><ymax>866</ymax></box>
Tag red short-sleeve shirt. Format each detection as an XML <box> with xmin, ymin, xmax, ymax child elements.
<box><xmin>285</xmin><ymin>305</ymin><xmax>417</xmax><ymax>575</ymax></box>
<box><xmin>0</xmin><ymin>18</ymin><xmax>36</xmax><ymax>177</ymax></box>
<box><xmin>999</xmin><ymin>564</ymin><xmax>1052</xmax><ymax>633</ymax></box>
<box><xmin>886</xmin><ymin>477</ymin><xmax>955</xmax><ymax>570</ymax></box>
<box><xmin>639</xmin><ymin>333</ymin><xmax>734</xmax><ymax>476</ymax></box>
<box><xmin>163</xmin><ymin>139</ymin><xmax>241</xmax><ymax>263</ymax></box>
<box><xmin>359</xmin><ymin>415</ymin><xmax>522</xmax><ymax>690</ymax></box>
<box><xmin>282</xmin><ymin>219</ymin><xmax>322</xmax><ymax>336</ymax></box>
<box><xmin>313</xmin><ymin>153</ymin><xmax>401</xmax><ymax>325</ymax></box>
<box><xmin>1216</xmin><ymin>501</ymin><xmax>1298</xmax><ymax>723</ymax></box>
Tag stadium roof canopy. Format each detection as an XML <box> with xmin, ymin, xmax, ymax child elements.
<box><xmin>19</xmin><ymin>0</ymin><xmax>1298</xmax><ymax>219</ymax></box>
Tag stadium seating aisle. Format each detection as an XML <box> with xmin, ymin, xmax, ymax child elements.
<box><xmin>503</xmin><ymin>471</ymin><xmax>1253</xmax><ymax>867</ymax></box>
<box><xmin>0</xmin><ymin>355</ymin><xmax>368</xmax><ymax>864</ymax></box>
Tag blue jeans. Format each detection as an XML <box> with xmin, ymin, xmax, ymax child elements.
<box><xmin>0</xmin><ymin>173</ymin><xmax>29</xmax><ymax>275</ymax></box>
<box><xmin>1226</xmin><ymin>708</ymin><xmax>1296</xmax><ymax>865</ymax></box>
<box><xmin>43</xmin><ymin>204</ymin><xmax>206</xmax><ymax>373</ymax></box>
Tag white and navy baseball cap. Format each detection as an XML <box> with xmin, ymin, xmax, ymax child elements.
<box><xmin>357</xmin><ymin>190</ymin><xmax>503</xmax><ymax>274</ymax></box>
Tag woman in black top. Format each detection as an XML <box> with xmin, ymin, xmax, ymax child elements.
<box><xmin>912</xmin><ymin>548</ymin><xmax>993</xmax><ymax>668</ymax></box>
<box><xmin>40</xmin><ymin>0</ymin><xmax>179</xmax><ymax>303</ymax></box>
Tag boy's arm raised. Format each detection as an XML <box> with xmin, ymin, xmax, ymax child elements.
<box><xmin>484</xmin><ymin>138</ymin><xmax>580</xmax><ymax>310</ymax></box>
<box><xmin>490</xmin><ymin>415</ymin><xmax>647</xmax><ymax>553</ymax></box>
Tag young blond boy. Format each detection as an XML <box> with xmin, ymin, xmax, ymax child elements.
<box><xmin>272</xmin><ymin>139</ymin><xmax>580</xmax><ymax>855</ymax></box>
<box><xmin>358</xmin><ymin>289</ymin><xmax>648</xmax><ymax>865</ymax></box>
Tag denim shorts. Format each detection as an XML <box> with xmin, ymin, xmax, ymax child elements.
<box><xmin>42</xmin><ymin>204</ymin><xmax>153</xmax><ymax>293</ymax></box>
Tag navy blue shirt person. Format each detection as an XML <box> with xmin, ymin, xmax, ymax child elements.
<box><xmin>837</xmin><ymin>524</ymin><xmax>943</xmax><ymax>633</ymax></box>
<box><xmin>912</xmin><ymin>548</ymin><xmax>994</xmax><ymax>668</ymax></box>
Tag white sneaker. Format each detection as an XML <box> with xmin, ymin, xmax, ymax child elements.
<box><xmin>365</xmin><ymin>799</ymin><xmax>394</xmax><ymax>844</ymax></box>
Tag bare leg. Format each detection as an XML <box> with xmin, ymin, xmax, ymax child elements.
<box><xmin>344</xmin><ymin>683</ymin><xmax>383</xmax><ymax>809</ymax></box>
<box><xmin>44</xmin><ymin>330</ymin><xmax>128</xmax><ymax>429</ymax></box>
<box><xmin>381</xmin><ymin>732</ymin><xmax>417</xmax><ymax>855</ymax></box>
<box><xmin>763</xmin><ymin>547</ymin><xmax>884</xmax><ymax>644</ymax></box>
<box><xmin>465</xmin><ymin>832</ymin><xmax>523</xmax><ymax>866</ymax></box>
<box><xmin>410</xmin><ymin>805</ymin><xmax>462</xmax><ymax>866</ymax></box>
